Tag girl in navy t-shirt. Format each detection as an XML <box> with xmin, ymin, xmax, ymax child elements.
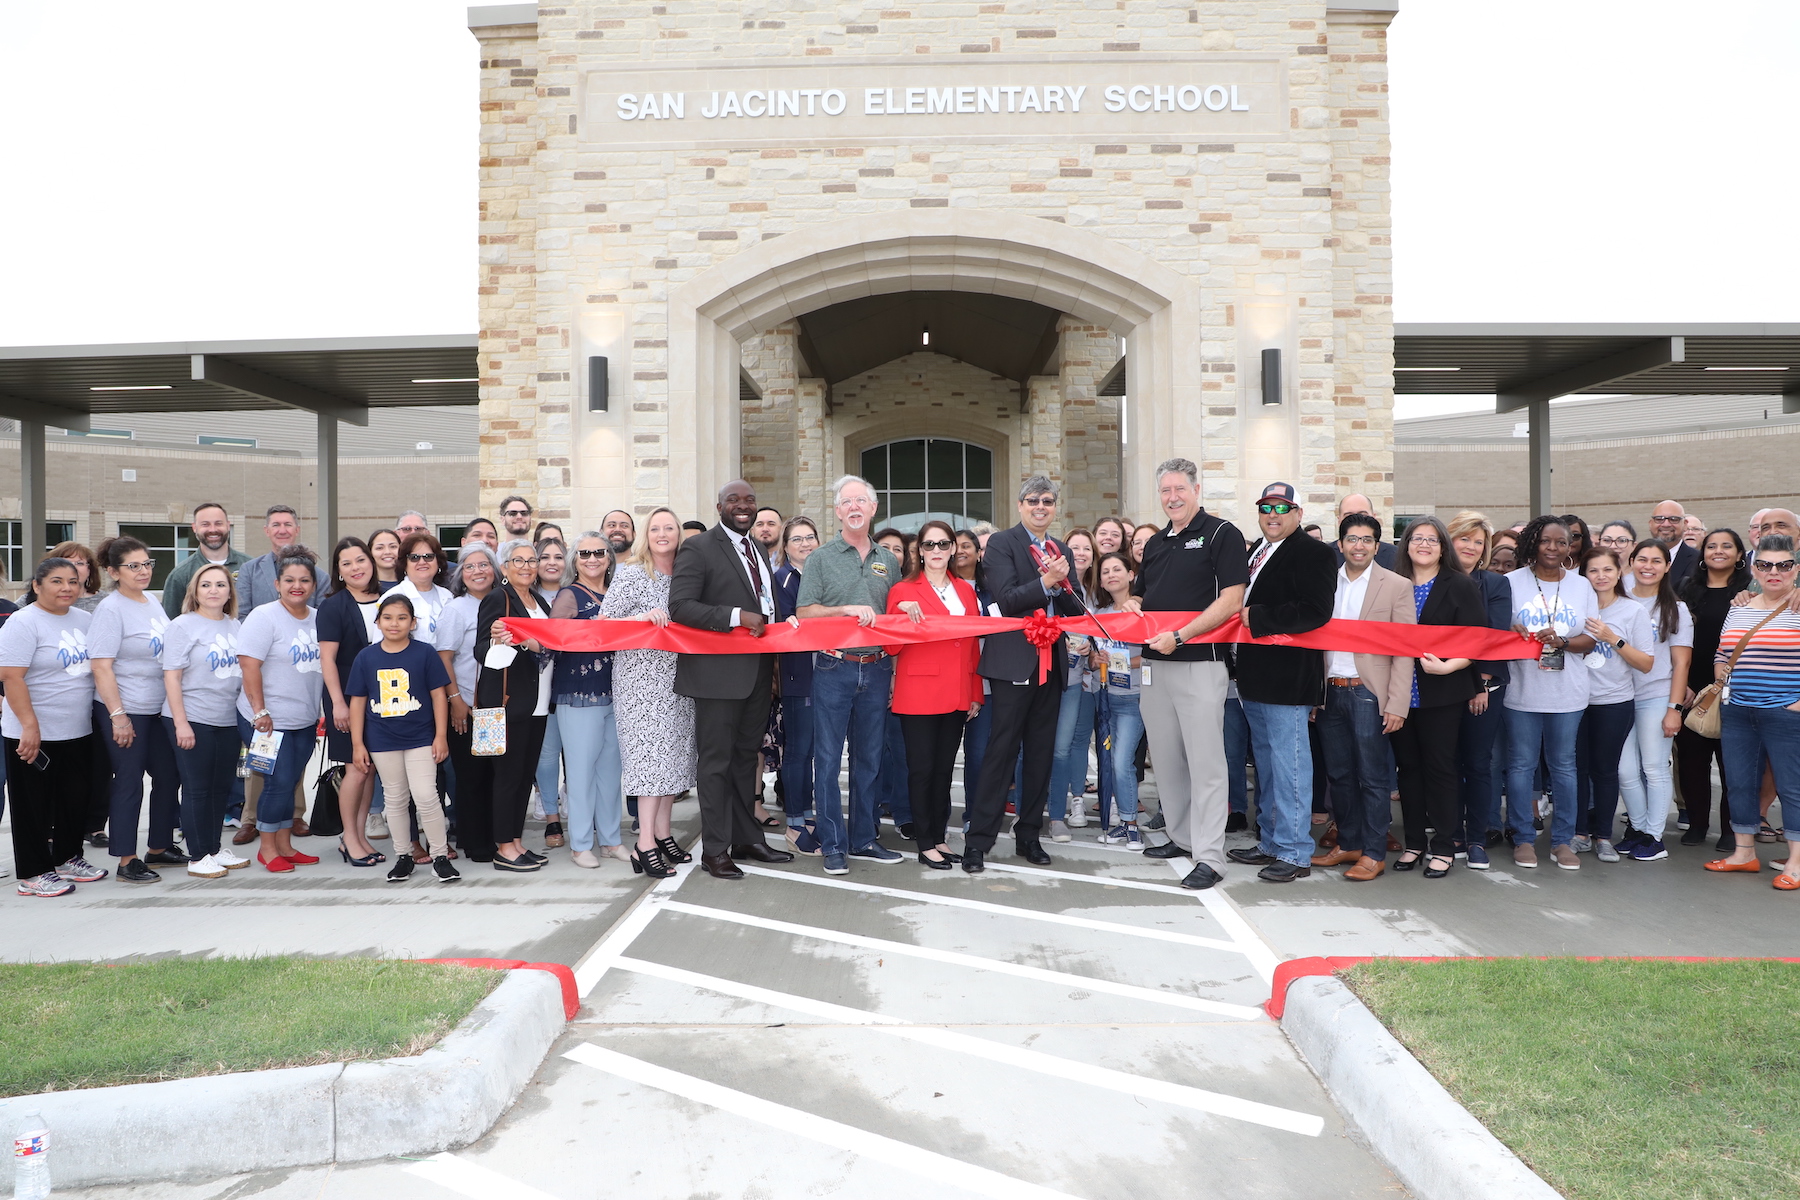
<box><xmin>348</xmin><ymin>594</ymin><xmax>457</xmax><ymax>883</ymax></box>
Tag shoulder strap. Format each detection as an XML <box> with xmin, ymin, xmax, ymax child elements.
<box><xmin>1721</xmin><ymin>604</ymin><xmax>1788</xmax><ymax>682</ymax></box>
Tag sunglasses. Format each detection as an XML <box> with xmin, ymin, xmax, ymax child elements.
<box><xmin>1257</xmin><ymin>502</ymin><xmax>1296</xmax><ymax>515</ymax></box>
<box><xmin>918</xmin><ymin>539</ymin><xmax>953</xmax><ymax>551</ymax></box>
<box><xmin>503</xmin><ymin>509</ymin><xmax>531</xmax><ymax>518</ymax></box>
<box><xmin>1023</xmin><ymin>497</ymin><xmax>1057</xmax><ymax>508</ymax></box>
<box><xmin>576</xmin><ymin>548</ymin><xmax>610</xmax><ymax>559</ymax></box>
<box><xmin>406</xmin><ymin>553</ymin><xmax>439</xmax><ymax>564</ymax></box>
<box><xmin>1649</xmin><ymin>515</ymin><xmax>1683</xmax><ymax>524</ymax></box>
<box><xmin>1753</xmin><ymin>559</ymin><xmax>1798</xmax><ymax>573</ymax></box>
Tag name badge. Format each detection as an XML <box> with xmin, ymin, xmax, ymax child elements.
<box><xmin>1141</xmin><ymin>663</ymin><xmax>1152</xmax><ymax>687</ymax></box>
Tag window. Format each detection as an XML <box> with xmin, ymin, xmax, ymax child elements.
<box><xmin>861</xmin><ymin>439</ymin><xmax>994</xmax><ymax>531</ymax></box>
<box><xmin>0</xmin><ymin>522</ymin><xmax>77</xmax><ymax>586</ymax></box>
<box><xmin>438</xmin><ymin>525</ymin><xmax>468</xmax><ymax>562</ymax></box>
<box><xmin>118</xmin><ymin>523</ymin><xmax>199</xmax><ymax>591</ymax></box>
<box><xmin>198</xmin><ymin>435</ymin><xmax>257</xmax><ymax>448</ymax></box>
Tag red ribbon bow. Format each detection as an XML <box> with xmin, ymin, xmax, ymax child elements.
<box><xmin>1021</xmin><ymin>610</ymin><xmax>1062</xmax><ymax>684</ymax></box>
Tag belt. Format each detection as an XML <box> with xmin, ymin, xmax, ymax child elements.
<box><xmin>820</xmin><ymin>649</ymin><xmax>887</xmax><ymax>663</ymax></box>
<box><xmin>1327</xmin><ymin>676</ymin><xmax>1364</xmax><ymax>688</ymax></box>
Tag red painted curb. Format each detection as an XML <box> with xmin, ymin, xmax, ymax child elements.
<box><xmin>419</xmin><ymin>958</ymin><xmax>580</xmax><ymax>1020</ymax></box>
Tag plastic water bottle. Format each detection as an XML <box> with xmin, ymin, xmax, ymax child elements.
<box><xmin>236</xmin><ymin>745</ymin><xmax>251</xmax><ymax>779</ymax></box>
<box><xmin>12</xmin><ymin>1109</ymin><xmax>50</xmax><ymax>1200</ymax></box>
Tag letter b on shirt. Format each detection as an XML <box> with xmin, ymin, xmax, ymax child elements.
<box><xmin>373</xmin><ymin>668</ymin><xmax>420</xmax><ymax>718</ymax></box>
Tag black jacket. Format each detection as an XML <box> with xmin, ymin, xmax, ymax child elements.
<box><xmin>669</xmin><ymin>523</ymin><xmax>775</xmax><ymax>701</ymax></box>
<box><xmin>474</xmin><ymin>584</ymin><xmax>552</xmax><ymax>715</ymax></box>
<box><xmin>1238</xmin><ymin>533</ymin><xmax>1337</xmax><ymax>706</ymax></box>
<box><xmin>1670</xmin><ymin>542</ymin><xmax>1700</xmax><ymax>593</ymax></box>
<box><xmin>1469</xmin><ymin>568</ymin><xmax>1513</xmax><ymax>689</ymax></box>
<box><xmin>773</xmin><ymin>562</ymin><xmax>810</xmax><ymax>699</ymax></box>
<box><xmin>1409</xmin><ymin>569</ymin><xmax>1488</xmax><ymax>709</ymax></box>
<box><xmin>977</xmin><ymin>523</ymin><xmax>1086</xmax><ymax>685</ymax></box>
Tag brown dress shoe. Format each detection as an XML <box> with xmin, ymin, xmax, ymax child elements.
<box><xmin>1310</xmin><ymin>847</ymin><xmax>1361</xmax><ymax>867</ymax></box>
<box><xmin>291</xmin><ymin>816</ymin><xmax>311</xmax><ymax>838</ymax></box>
<box><xmin>232</xmin><ymin>822</ymin><xmax>258</xmax><ymax>846</ymax></box>
<box><xmin>1344</xmin><ymin>856</ymin><xmax>1386</xmax><ymax>881</ymax></box>
<box><xmin>701</xmin><ymin>852</ymin><xmax>745</xmax><ymax>880</ymax></box>
<box><xmin>1319</xmin><ymin>821</ymin><xmax>1339</xmax><ymax>849</ymax></box>
<box><xmin>1386</xmin><ymin>832</ymin><xmax>1402</xmax><ymax>852</ymax></box>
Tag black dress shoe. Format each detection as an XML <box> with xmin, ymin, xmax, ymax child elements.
<box><xmin>1147</xmin><ymin>812</ymin><xmax>1166</xmax><ymax>831</ymax></box>
<box><xmin>1257</xmin><ymin>861</ymin><xmax>1311</xmax><ymax>883</ymax></box>
<box><xmin>731</xmin><ymin>842</ymin><xmax>794</xmax><ymax>863</ymax></box>
<box><xmin>1679</xmin><ymin>828</ymin><xmax>1707</xmax><ymax>846</ymax></box>
<box><xmin>1017</xmin><ymin>842</ymin><xmax>1052</xmax><ymax>866</ymax></box>
<box><xmin>962</xmin><ymin>847</ymin><xmax>986</xmax><ymax>874</ymax></box>
<box><xmin>918</xmin><ymin>851</ymin><xmax>953</xmax><ymax>870</ymax></box>
<box><xmin>1142</xmin><ymin>840</ymin><xmax>1191</xmax><ymax>859</ymax></box>
<box><xmin>940</xmin><ymin>849</ymin><xmax>963</xmax><ymax>864</ymax></box>
<box><xmin>701</xmin><ymin>852</ymin><xmax>744</xmax><ymax>879</ymax></box>
<box><xmin>1423</xmin><ymin>855</ymin><xmax>1453</xmax><ymax>879</ymax></box>
<box><xmin>1391</xmin><ymin>851</ymin><xmax>1423</xmax><ymax>871</ymax></box>
<box><xmin>1180</xmin><ymin>861</ymin><xmax>1222</xmax><ymax>890</ymax></box>
<box><xmin>1226</xmin><ymin>847</ymin><xmax>1274</xmax><ymax>866</ymax></box>
<box><xmin>144</xmin><ymin>847</ymin><xmax>190</xmax><ymax>865</ymax></box>
<box><xmin>117</xmin><ymin>858</ymin><xmax>160</xmax><ymax>883</ymax></box>
<box><xmin>1224</xmin><ymin>812</ymin><xmax>1248</xmax><ymax>833</ymax></box>
<box><xmin>87</xmin><ymin>830</ymin><xmax>110</xmax><ymax>849</ymax></box>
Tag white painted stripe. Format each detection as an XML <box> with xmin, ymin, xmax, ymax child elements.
<box><xmin>566</xmin><ymin>1043</ymin><xmax>1082</xmax><ymax>1200</ymax></box>
<box><xmin>405</xmin><ymin>1152</ymin><xmax>563</xmax><ymax>1200</ymax></box>
<box><xmin>659</xmin><ymin>899</ymin><xmax>1263</xmax><ymax>1018</ymax></box>
<box><xmin>734</xmin><ymin>862</ymin><xmax>1242</xmax><ymax>952</ymax></box>
<box><xmin>1148</xmin><ymin>857</ymin><xmax>1284</xmax><ymax>985</ymax></box>
<box><xmin>571</xmin><ymin>861</ymin><xmax>693</xmax><ymax>996</ymax></box>
<box><xmin>976</xmin><ymin>859</ymin><xmax>1199</xmax><ymax>896</ymax></box>
<box><xmin>614</xmin><ymin>957</ymin><xmax>1320</xmax><ymax>1135</ymax></box>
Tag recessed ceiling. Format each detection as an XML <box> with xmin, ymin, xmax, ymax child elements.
<box><xmin>794</xmin><ymin>290</ymin><xmax>1063</xmax><ymax>390</ymax></box>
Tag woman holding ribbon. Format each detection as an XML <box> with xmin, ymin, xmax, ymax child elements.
<box><xmin>475</xmin><ymin>539</ymin><xmax>555</xmax><ymax>872</ymax></box>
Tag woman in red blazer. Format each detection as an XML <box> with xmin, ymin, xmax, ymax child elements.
<box><xmin>885</xmin><ymin>519</ymin><xmax>984</xmax><ymax>869</ymax></box>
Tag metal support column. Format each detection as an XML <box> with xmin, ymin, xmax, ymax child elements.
<box><xmin>20</xmin><ymin>420</ymin><xmax>45</xmax><ymax>572</ymax></box>
<box><xmin>1526</xmin><ymin>397</ymin><xmax>1552</xmax><ymax>518</ymax></box>
<box><xmin>317</xmin><ymin>412</ymin><xmax>338</xmax><ymax>551</ymax></box>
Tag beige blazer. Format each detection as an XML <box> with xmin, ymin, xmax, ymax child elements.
<box><xmin>1348</xmin><ymin>562</ymin><xmax>1417</xmax><ymax>718</ymax></box>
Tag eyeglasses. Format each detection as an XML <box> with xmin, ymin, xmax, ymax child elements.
<box><xmin>406</xmin><ymin>553</ymin><xmax>439</xmax><ymax>564</ymax></box>
<box><xmin>919</xmin><ymin>539</ymin><xmax>953</xmax><ymax>551</ymax></box>
<box><xmin>1753</xmin><ymin>559</ymin><xmax>1798</xmax><ymax>573</ymax></box>
<box><xmin>119</xmin><ymin>560</ymin><xmax>155</xmax><ymax>571</ymax></box>
<box><xmin>576</xmin><ymin>549</ymin><xmax>610</xmax><ymax>560</ymax></box>
<box><xmin>1257</xmin><ymin>502</ymin><xmax>1296</xmax><ymax>515</ymax></box>
<box><xmin>1409</xmin><ymin>537</ymin><xmax>1441</xmax><ymax>548</ymax></box>
<box><xmin>1341</xmin><ymin>535</ymin><xmax>1377</xmax><ymax>547</ymax></box>
<box><xmin>786</xmin><ymin>533</ymin><xmax>819</xmax><ymax>545</ymax></box>
<box><xmin>507</xmin><ymin>556</ymin><xmax>538</xmax><ymax>567</ymax></box>
<box><xmin>503</xmin><ymin>508</ymin><xmax>531</xmax><ymax>518</ymax></box>
<box><xmin>1598</xmin><ymin>536</ymin><xmax>1633</xmax><ymax>547</ymax></box>
<box><xmin>1023</xmin><ymin>496</ymin><xmax>1057</xmax><ymax>508</ymax></box>
<box><xmin>1649</xmin><ymin>515</ymin><xmax>1683</xmax><ymax>524</ymax></box>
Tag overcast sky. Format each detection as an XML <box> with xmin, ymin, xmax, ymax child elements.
<box><xmin>4</xmin><ymin>1</ymin><xmax>1794</xmax><ymax>418</ymax></box>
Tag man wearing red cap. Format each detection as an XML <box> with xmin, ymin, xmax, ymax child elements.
<box><xmin>1226</xmin><ymin>483</ymin><xmax>1337</xmax><ymax>882</ymax></box>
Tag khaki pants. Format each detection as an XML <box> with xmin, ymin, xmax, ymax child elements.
<box><xmin>1140</xmin><ymin>659</ymin><xmax>1230</xmax><ymax>872</ymax></box>
<box><xmin>372</xmin><ymin>746</ymin><xmax>448</xmax><ymax>858</ymax></box>
<box><xmin>240</xmin><ymin>774</ymin><xmax>306</xmax><ymax>825</ymax></box>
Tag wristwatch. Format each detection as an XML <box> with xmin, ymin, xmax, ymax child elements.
<box><xmin>1172</xmin><ymin>630</ymin><xmax>1185</xmax><ymax>646</ymax></box>
<box><xmin>1613</xmin><ymin>637</ymin><xmax>1626</xmax><ymax>650</ymax></box>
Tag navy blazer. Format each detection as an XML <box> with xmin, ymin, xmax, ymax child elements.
<box><xmin>773</xmin><ymin>562</ymin><xmax>811</xmax><ymax>699</ymax></box>
<box><xmin>1469</xmin><ymin>568</ymin><xmax>1513</xmax><ymax>689</ymax></box>
<box><xmin>976</xmin><ymin>523</ymin><xmax>1086</xmax><ymax>684</ymax></box>
<box><xmin>1411</xmin><ymin>569</ymin><xmax>1488</xmax><ymax>709</ymax></box>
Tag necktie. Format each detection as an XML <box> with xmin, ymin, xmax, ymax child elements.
<box><xmin>740</xmin><ymin>536</ymin><xmax>764</xmax><ymax>595</ymax></box>
<box><xmin>1250</xmin><ymin>543</ymin><xmax>1271</xmax><ymax>574</ymax></box>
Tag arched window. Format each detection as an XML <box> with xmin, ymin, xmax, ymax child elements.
<box><xmin>861</xmin><ymin>439</ymin><xmax>993</xmax><ymax>531</ymax></box>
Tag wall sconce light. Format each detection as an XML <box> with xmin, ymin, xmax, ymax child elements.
<box><xmin>1261</xmin><ymin>347</ymin><xmax>1282</xmax><ymax>406</ymax></box>
<box><xmin>588</xmin><ymin>355</ymin><xmax>608</xmax><ymax>412</ymax></box>
<box><xmin>921</xmin><ymin>324</ymin><xmax>931</xmax><ymax>347</ymax></box>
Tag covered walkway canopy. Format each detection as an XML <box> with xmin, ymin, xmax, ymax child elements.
<box><xmin>0</xmin><ymin>335</ymin><xmax>478</xmax><ymax>562</ymax></box>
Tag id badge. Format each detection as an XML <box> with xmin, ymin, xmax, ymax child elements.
<box><xmin>1141</xmin><ymin>663</ymin><xmax>1152</xmax><ymax>687</ymax></box>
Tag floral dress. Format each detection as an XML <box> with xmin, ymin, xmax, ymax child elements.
<box><xmin>599</xmin><ymin>564</ymin><xmax>696</xmax><ymax>795</ymax></box>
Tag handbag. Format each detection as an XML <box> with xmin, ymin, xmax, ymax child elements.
<box><xmin>308</xmin><ymin>763</ymin><xmax>346</xmax><ymax>839</ymax></box>
<box><xmin>473</xmin><ymin>587</ymin><xmax>516</xmax><ymax>757</ymax></box>
<box><xmin>1684</xmin><ymin>605</ymin><xmax>1785</xmax><ymax>738</ymax></box>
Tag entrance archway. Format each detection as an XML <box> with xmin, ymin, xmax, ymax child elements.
<box><xmin>664</xmin><ymin>209</ymin><xmax>1198</xmax><ymax>519</ymax></box>
<box><xmin>860</xmin><ymin>437</ymin><xmax>995</xmax><ymax>530</ymax></box>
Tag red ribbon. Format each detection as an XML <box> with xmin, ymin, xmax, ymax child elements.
<box><xmin>502</xmin><ymin>611</ymin><xmax>1541</xmax><ymax>663</ymax></box>
<box><xmin>1021</xmin><ymin>611</ymin><xmax>1064</xmax><ymax>683</ymax></box>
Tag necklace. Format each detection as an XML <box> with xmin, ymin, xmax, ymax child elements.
<box><xmin>1531</xmin><ymin>568</ymin><xmax>1566</xmax><ymax>635</ymax></box>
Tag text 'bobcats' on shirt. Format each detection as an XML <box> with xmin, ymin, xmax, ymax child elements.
<box><xmin>234</xmin><ymin>602</ymin><xmax>324</xmax><ymax>729</ymax></box>
<box><xmin>345</xmin><ymin>638</ymin><xmax>451</xmax><ymax>753</ymax></box>
<box><xmin>0</xmin><ymin>604</ymin><xmax>94</xmax><ymax>741</ymax></box>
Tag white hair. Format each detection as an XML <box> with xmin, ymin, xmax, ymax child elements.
<box><xmin>832</xmin><ymin>474</ymin><xmax>875</xmax><ymax>505</ymax></box>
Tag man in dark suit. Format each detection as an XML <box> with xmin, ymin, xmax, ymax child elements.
<box><xmin>1226</xmin><ymin>482</ymin><xmax>1337</xmax><ymax>883</ymax></box>
<box><xmin>668</xmin><ymin>479</ymin><xmax>796</xmax><ymax>879</ymax></box>
<box><xmin>1649</xmin><ymin>500</ymin><xmax>1699</xmax><ymax>590</ymax></box>
<box><xmin>963</xmin><ymin>474</ymin><xmax>1086</xmax><ymax>874</ymax></box>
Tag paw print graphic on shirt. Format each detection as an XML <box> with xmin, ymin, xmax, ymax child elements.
<box><xmin>57</xmin><ymin>627</ymin><xmax>91</xmax><ymax>676</ymax></box>
<box><xmin>148</xmin><ymin>615</ymin><xmax>169</xmax><ymax>658</ymax></box>
<box><xmin>289</xmin><ymin>629</ymin><xmax>323</xmax><ymax>674</ymax></box>
<box><xmin>206</xmin><ymin>633</ymin><xmax>242</xmax><ymax>680</ymax></box>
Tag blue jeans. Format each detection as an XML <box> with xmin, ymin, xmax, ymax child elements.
<box><xmin>853</xmin><ymin>710</ymin><xmax>912</xmax><ymax>825</ymax></box>
<box><xmin>1618</xmin><ymin>698</ymin><xmax>1676</xmax><ymax>840</ymax></box>
<box><xmin>1106</xmin><ymin>692</ymin><xmax>1144</xmax><ymax>822</ymax></box>
<box><xmin>1721</xmin><ymin>704</ymin><xmax>1800</xmax><ymax>837</ymax></box>
<box><xmin>534</xmin><ymin>710</ymin><xmax>564</xmax><ymax>819</ymax></box>
<box><xmin>100</xmin><ymin>706</ymin><xmax>182</xmax><ymax>858</ymax></box>
<box><xmin>779</xmin><ymin>696</ymin><xmax>815</xmax><ymax>828</ymax></box>
<box><xmin>557</xmin><ymin>702</ymin><xmax>621</xmax><ymax>850</ymax></box>
<box><xmin>1048</xmin><ymin>682</ymin><xmax>1097</xmax><ymax>822</ymax></box>
<box><xmin>1503</xmin><ymin>707</ymin><xmax>1582</xmax><ymax>846</ymax></box>
<box><xmin>1241</xmin><ymin>700</ymin><xmax>1314</xmax><ymax>867</ymax></box>
<box><xmin>1224</xmin><ymin>696</ymin><xmax>1250</xmax><ymax>815</ymax></box>
<box><xmin>1576</xmin><ymin>700</ymin><xmax>1635</xmax><ymax>840</ymax></box>
<box><xmin>166</xmin><ymin>718</ymin><xmax>238</xmax><ymax>859</ymax></box>
<box><xmin>961</xmin><ymin>698</ymin><xmax>991</xmax><ymax>818</ymax></box>
<box><xmin>237</xmin><ymin>716</ymin><xmax>320</xmax><ymax>832</ymax></box>
<box><xmin>1315</xmin><ymin>683</ymin><xmax>1392</xmax><ymax>859</ymax></box>
<box><xmin>810</xmin><ymin>654</ymin><xmax>893</xmax><ymax>857</ymax></box>
<box><xmin>1457</xmin><ymin>685</ymin><xmax>1505</xmax><ymax>846</ymax></box>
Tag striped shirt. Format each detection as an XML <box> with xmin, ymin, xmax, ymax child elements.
<box><xmin>1716</xmin><ymin>606</ymin><xmax>1800</xmax><ymax>708</ymax></box>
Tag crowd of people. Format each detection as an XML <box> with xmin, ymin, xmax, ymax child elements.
<box><xmin>4</xmin><ymin>473</ymin><xmax>1799</xmax><ymax>899</ymax></box>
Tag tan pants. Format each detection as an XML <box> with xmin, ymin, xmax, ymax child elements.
<box><xmin>239</xmin><ymin>775</ymin><xmax>305</xmax><ymax>826</ymax></box>
<box><xmin>372</xmin><ymin>746</ymin><xmax>448</xmax><ymax>858</ymax></box>
<box><xmin>1139</xmin><ymin>659</ymin><xmax>1230</xmax><ymax>872</ymax></box>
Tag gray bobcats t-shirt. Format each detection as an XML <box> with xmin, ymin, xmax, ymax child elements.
<box><xmin>88</xmin><ymin>592</ymin><xmax>171</xmax><ymax>715</ymax></box>
<box><xmin>160</xmin><ymin>613</ymin><xmax>243</xmax><ymax>727</ymax></box>
<box><xmin>234</xmin><ymin>603</ymin><xmax>324</xmax><ymax>730</ymax></box>
<box><xmin>0</xmin><ymin>604</ymin><xmax>95</xmax><ymax>741</ymax></box>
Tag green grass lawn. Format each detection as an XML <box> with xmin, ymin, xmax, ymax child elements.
<box><xmin>1346</xmin><ymin>958</ymin><xmax>1800</xmax><ymax>1200</ymax></box>
<box><xmin>0</xmin><ymin>958</ymin><xmax>499</xmax><ymax>1097</ymax></box>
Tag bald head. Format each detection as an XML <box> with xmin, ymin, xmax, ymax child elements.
<box><xmin>1338</xmin><ymin>493</ymin><xmax>1374</xmax><ymax>519</ymax></box>
<box><xmin>1649</xmin><ymin>499</ymin><xmax>1686</xmax><ymax>547</ymax></box>
<box><xmin>1761</xmin><ymin>509</ymin><xmax>1799</xmax><ymax>542</ymax></box>
<box><xmin>716</xmin><ymin>478</ymin><xmax>757</xmax><ymax>534</ymax></box>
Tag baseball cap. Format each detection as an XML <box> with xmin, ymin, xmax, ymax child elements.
<box><xmin>1257</xmin><ymin>482</ymin><xmax>1298</xmax><ymax>504</ymax></box>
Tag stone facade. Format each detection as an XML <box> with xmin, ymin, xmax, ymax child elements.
<box><xmin>471</xmin><ymin>1</ymin><xmax>1397</xmax><ymax>533</ymax></box>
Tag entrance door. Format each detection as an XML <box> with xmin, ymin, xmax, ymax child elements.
<box><xmin>861</xmin><ymin>438</ymin><xmax>994</xmax><ymax>531</ymax></box>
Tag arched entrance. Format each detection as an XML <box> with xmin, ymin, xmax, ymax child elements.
<box><xmin>860</xmin><ymin>437</ymin><xmax>995</xmax><ymax>530</ymax></box>
<box><xmin>660</xmin><ymin>209</ymin><xmax>1198</xmax><ymax>521</ymax></box>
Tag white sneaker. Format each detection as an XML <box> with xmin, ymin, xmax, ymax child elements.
<box><xmin>213</xmin><ymin>849</ymin><xmax>250</xmax><ymax>870</ymax></box>
<box><xmin>187</xmin><ymin>855</ymin><xmax>228</xmax><ymax>879</ymax></box>
<box><xmin>0</xmin><ymin>864</ymin><xmax>10</xmax><ymax>879</ymax></box>
<box><xmin>223</xmin><ymin>817</ymin><xmax>241</xmax><ymax>829</ymax></box>
<box><xmin>1066</xmin><ymin>806</ymin><xmax>1090</xmax><ymax>828</ymax></box>
<box><xmin>1048</xmin><ymin>820</ymin><xmax>1072</xmax><ymax>843</ymax></box>
<box><xmin>366</xmin><ymin>812</ymin><xmax>390</xmax><ymax>840</ymax></box>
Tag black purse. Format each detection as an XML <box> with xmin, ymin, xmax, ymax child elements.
<box><xmin>307</xmin><ymin>763</ymin><xmax>347</xmax><ymax>838</ymax></box>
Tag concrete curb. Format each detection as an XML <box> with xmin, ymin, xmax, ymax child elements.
<box><xmin>0</xmin><ymin>968</ymin><xmax>565</xmax><ymax>1189</ymax></box>
<box><xmin>1281</xmin><ymin>975</ymin><xmax>1562</xmax><ymax>1200</ymax></box>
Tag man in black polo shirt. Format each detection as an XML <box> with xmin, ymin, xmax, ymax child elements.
<box><xmin>1128</xmin><ymin>458</ymin><xmax>1250</xmax><ymax>889</ymax></box>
